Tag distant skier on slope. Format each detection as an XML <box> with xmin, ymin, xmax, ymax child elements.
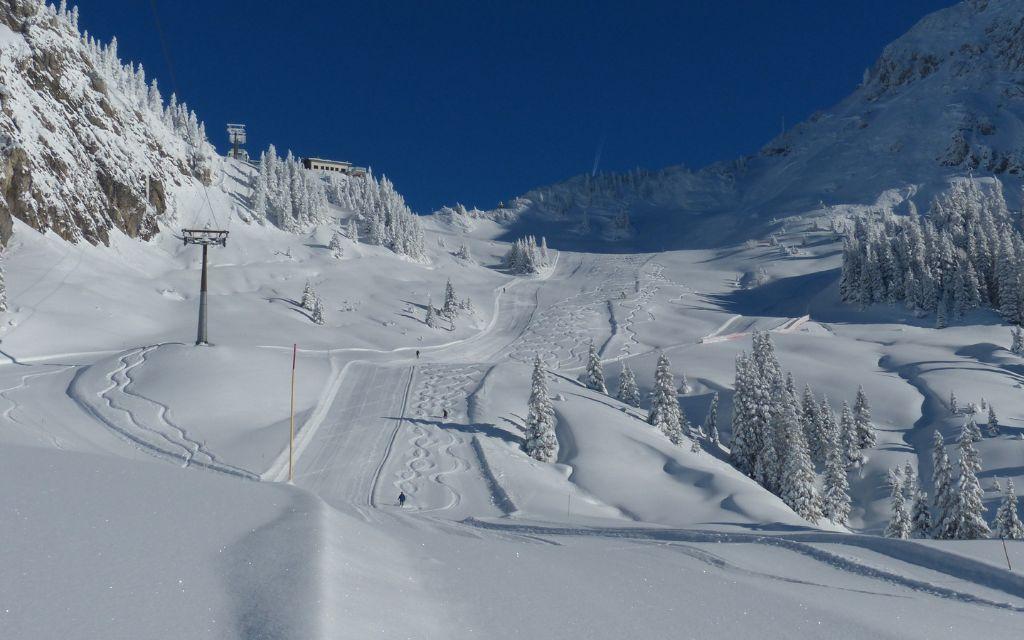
<box><xmin>416</xmin><ymin>350</ymin><xmax>420</xmax><ymax>359</ymax></box>
<box><xmin>443</xmin><ymin>408</ymin><xmax>449</xmax><ymax>419</ymax></box>
<box><xmin>398</xmin><ymin>491</ymin><xmax>406</xmax><ymax>507</ymax></box>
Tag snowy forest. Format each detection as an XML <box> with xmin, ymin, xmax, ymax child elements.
<box><xmin>249</xmin><ymin>146</ymin><xmax>425</xmax><ymax>259</ymax></box>
<box><xmin>840</xmin><ymin>179</ymin><xmax>1024</xmax><ymax>325</ymax></box>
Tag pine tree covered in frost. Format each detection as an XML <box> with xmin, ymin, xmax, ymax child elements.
<box><xmin>617</xmin><ymin>363</ymin><xmax>640</xmax><ymax>407</ymax></box>
<box><xmin>911</xmin><ymin>490</ymin><xmax>933</xmax><ymax>538</ymax></box>
<box><xmin>963</xmin><ymin>415</ymin><xmax>983</xmax><ymax>443</ymax></box>
<box><xmin>251</xmin><ymin>146</ymin><xmax>329</xmax><ymax>231</ymax></box>
<box><xmin>822</xmin><ymin>426</ymin><xmax>852</xmax><ymax>526</ymax></box>
<box><xmin>425</xmin><ymin>300</ymin><xmax>439</xmax><ymax>329</ymax></box>
<box><xmin>329</xmin><ymin>230</ymin><xmax>344</xmax><ymax>258</ymax></box>
<box><xmin>885</xmin><ymin>468</ymin><xmax>911</xmax><ymax>539</ymax></box>
<box><xmin>524</xmin><ymin>356</ymin><xmax>558</xmax><ymax>462</ymax></box>
<box><xmin>649</xmin><ymin>353</ymin><xmax>683</xmax><ymax>445</ymax></box>
<box><xmin>840</xmin><ymin>179</ymin><xmax>1024</xmax><ymax>323</ymax></box>
<box><xmin>300</xmin><ymin>280</ymin><xmax>315</xmax><ymax>311</ymax></box>
<box><xmin>994</xmin><ymin>479</ymin><xmax>1024</xmax><ymax>539</ymax></box>
<box><xmin>504</xmin><ymin>236</ymin><xmax>550</xmax><ymax>274</ymax></box>
<box><xmin>839</xmin><ymin>401</ymin><xmax>863</xmax><ymax>470</ymax></box>
<box><xmin>310</xmin><ymin>296</ymin><xmax>325</xmax><ymax>325</ymax></box>
<box><xmin>441</xmin><ymin>280</ymin><xmax>459</xmax><ymax>320</ymax></box>
<box><xmin>584</xmin><ymin>341</ymin><xmax>607</xmax><ymax>394</ymax></box>
<box><xmin>951</xmin><ymin>423</ymin><xmax>991</xmax><ymax>539</ymax></box>
<box><xmin>932</xmin><ymin>431</ymin><xmax>958</xmax><ymax>539</ymax></box>
<box><xmin>1011</xmin><ymin>326</ymin><xmax>1024</xmax><ymax>355</ymax></box>
<box><xmin>705</xmin><ymin>392</ymin><xmax>720</xmax><ymax>447</ymax></box>
<box><xmin>777</xmin><ymin>393</ymin><xmax>821</xmax><ymax>523</ymax></box>
<box><xmin>853</xmin><ymin>386</ymin><xmax>876</xmax><ymax>449</ymax></box>
<box><xmin>949</xmin><ymin>390</ymin><xmax>958</xmax><ymax>414</ymax></box>
<box><xmin>986</xmin><ymin>405</ymin><xmax>999</xmax><ymax>437</ymax></box>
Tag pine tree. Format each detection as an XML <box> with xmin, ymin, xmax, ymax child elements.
<box><xmin>986</xmin><ymin>405</ymin><xmax>998</xmax><ymax>437</ymax></box>
<box><xmin>584</xmin><ymin>341</ymin><xmax>607</xmax><ymax>394</ymax></box>
<box><xmin>932</xmin><ymin>431</ymin><xmax>958</xmax><ymax>539</ymax></box>
<box><xmin>678</xmin><ymin>371</ymin><xmax>692</xmax><ymax>394</ymax></box>
<box><xmin>993</xmin><ymin>479</ymin><xmax>1024</xmax><ymax>539</ymax></box>
<box><xmin>910</xmin><ymin>490</ymin><xmax>933</xmax><ymax>538</ymax></box>
<box><xmin>885</xmin><ymin>468</ymin><xmax>911</xmax><ymax>539</ymax></box>
<box><xmin>802</xmin><ymin>385</ymin><xmax>826</xmax><ymax>465</ymax></box>
<box><xmin>441</xmin><ymin>279</ymin><xmax>459</xmax><ymax>320</ymax></box>
<box><xmin>649</xmin><ymin>353</ymin><xmax>683</xmax><ymax>445</ymax></box>
<box><xmin>853</xmin><ymin>386</ymin><xmax>876</xmax><ymax>449</ymax></box>
<box><xmin>524</xmin><ymin>356</ymin><xmax>558</xmax><ymax>462</ymax></box>
<box><xmin>778</xmin><ymin>396</ymin><xmax>822</xmax><ymax>523</ymax></box>
<box><xmin>822</xmin><ymin>428</ymin><xmax>852</xmax><ymax>526</ymax></box>
<box><xmin>347</xmin><ymin>218</ymin><xmax>359</xmax><ymax>243</ymax></box>
<box><xmin>730</xmin><ymin>352</ymin><xmax>759</xmax><ymax>475</ymax></box>
<box><xmin>310</xmin><ymin>295</ymin><xmax>325</xmax><ymax>325</ymax></box>
<box><xmin>425</xmin><ymin>300</ymin><xmax>439</xmax><ymax>329</ymax></box>
<box><xmin>951</xmin><ymin>424</ymin><xmax>991</xmax><ymax>539</ymax></box>
<box><xmin>963</xmin><ymin>416</ymin><xmax>983</xmax><ymax>443</ymax></box>
<box><xmin>949</xmin><ymin>390</ymin><xmax>958</xmax><ymax>414</ymax></box>
<box><xmin>300</xmin><ymin>280</ymin><xmax>315</xmax><ymax>311</ymax></box>
<box><xmin>705</xmin><ymin>392</ymin><xmax>720</xmax><ymax>447</ymax></box>
<box><xmin>839</xmin><ymin>401</ymin><xmax>863</xmax><ymax>469</ymax></box>
<box><xmin>329</xmin><ymin>230</ymin><xmax>344</xmax><ymax>258</ymax></box>
<box><xmin>1011</xmin><ymin>326</ymin><xmax>1024</xmax><ymax>355</ymax></box>
<box><xmin>616</xmin><ymin>363</ymin><xmax>640</xmax><ymax>407</ymax></box>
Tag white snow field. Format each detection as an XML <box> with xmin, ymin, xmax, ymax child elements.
<box><xmin>5</xmin><ymin>0</ymin><xmax>1024</xmax><ymax>638</ymax></box>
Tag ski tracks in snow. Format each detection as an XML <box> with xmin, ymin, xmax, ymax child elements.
<box><xmin>68</xmin><ymin>345</ymin><xmax>258</xmax><ymax>479</ymax></box>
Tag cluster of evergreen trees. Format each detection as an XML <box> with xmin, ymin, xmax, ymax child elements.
<box><xmin>424</xmin><ymin>280</ymin><xmax>473</xmax><ymax>330</ymax></box>
<box><xmin>71</xmin><ymin>4</ymin><xmax>211</xmax><ymax>179</ymax></box>
<box><xmin>730</xmin><ymin>331</ymin><xmax>876</xmax><ymax>524</ymax></box>
<box><xmin>840</xmin><ymin>179</ymin><xmax>1024</xmax><ymax>324</ymax></box>
<box><xmin>251</xmin><ymin>146</ymin><xmax>329</xmax><ymax>231</ymax></box>
<box><xmin>887</xmin><ymin>426</ymin><xmax>1022</xmax><ymax>540</ymax></box>
<box><xmin>324</xmin><ymin>172</ymin><xmax>425</xmax><ymax>259</ymax></box>
<box><xmin>504</xmin><ymin>236</ymin><xmax>550</xmax><ymax>274</ymax></box>
<box><xmin>300</xmin><ymin>280</ymin><xmax>326</xmax><ymax>325</ymax></box>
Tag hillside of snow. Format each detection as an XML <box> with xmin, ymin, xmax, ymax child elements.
<box><xmin>3</xmin><ymin>1</ymin><xmax>1024</xmax><ymax>638</ymax></box>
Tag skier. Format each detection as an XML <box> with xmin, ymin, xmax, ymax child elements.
<box><xmin>415</xmin><ymin>349</ymin><xmax>420</xmax><ymax>359</ymax></box>
<box><xmin>398</xmin><ymin>491</ymin><xmax>406</xmax><ymax>507</ymax></box>
<box><xmin>442</xmin><ymin>408</ymin><xmax>449</xmax><ymax>419</ymax></box>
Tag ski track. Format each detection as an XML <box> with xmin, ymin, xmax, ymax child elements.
<box><xmin>462</xmin><ymin>520</ymin><xmax>1024</xmax><ymax>612</ymax></box>
<box><xmin>67</xmin><ymin>345</ymin><xmax>258</xmax><ymax>480</ymax></box>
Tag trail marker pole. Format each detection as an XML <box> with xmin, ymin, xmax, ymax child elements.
<box><xmin>1000</xmin><ymin>535</ymin><xmax>1012</xmax><ymax>571</ymax></box>
<box><xmin>182</xmin><ymin>229</ymin><xmax>228</xmax><ymax>345</ymax></box>
<box><xmin>289</xmin><ymin>343</ymin><xmax>297</xmax><ymax>483</ymax></box>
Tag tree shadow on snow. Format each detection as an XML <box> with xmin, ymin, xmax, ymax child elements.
<box><xmin>399</xmin><ymin>417</ymin><xmax>523</xmax><ymax>446</ymax></box>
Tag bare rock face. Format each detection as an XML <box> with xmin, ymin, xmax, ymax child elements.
<box><xmin>0</xmin><ymin>0</ymin><xmax>212</xmax><ymax>246</ymax></box>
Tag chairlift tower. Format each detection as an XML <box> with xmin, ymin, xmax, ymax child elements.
<box><xmin>182</xmin><ymin>228</ymin><xmax>229</xmax><ymax>345</ymax></box>
<box><xmin>227</xmin><ymin>123</ymin><xmax>247</xmax><ymax>161</ymax></box>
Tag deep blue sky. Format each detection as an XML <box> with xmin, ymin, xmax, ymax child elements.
<box><xmin>77</xmin><ymin>0</ymin><xmax>953</xmax><ymax>212</ymax></box>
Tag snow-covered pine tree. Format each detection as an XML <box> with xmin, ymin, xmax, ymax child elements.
<box><xmin>951</xmin><ymin>423</ymin><xmax>991</xmax><ymax>540</ymax></box>
<box><xmin>993</xmin><ymin>479</ymin><xmax>1024</xmax><ymax>539</ymax></box>
<box><xmin>987</xmin><ymin>405</ymin><xmax>999</xmax><ymax>437</ymax></box>
<box><xmin>885</xmin><ymin>468</ymin><xmax>911</xmax><ymax>539</ymax></box>
<box><xmin>311</xmin><ymin>295</ymin><xmax>325</xmax><ymax>325</ymax></box>
<box><xmin>300</xmin><ymin>280</ymin><xmax>315</xmax><ymax>311</ymax></box>
<box><xmin>1011</xmin><ymin>326</ymin><xmax>1024</xmax><ymax>355</ymax></box>
<box><xmin>822</xmin><ymin>427</ymin><xmax>852</xmax><ymax>526</ymax></box>
<box><xmin>705</xmin><ymin>392</ymin><xmax>720</xmax><ymax>447</ymax></box>
<box><xmin>441</xmin><ymin>279</ymin><xmax>459</xmax><ymax>320</ymax></box>
<box><xmin>963</xmin><ymin>416</ymin><xmax>983</xmax><ymax>443</ymax></box>
<box><xmin>730</xmin><ymin>352</ymin><xmax>759</xmax><ymax>476</ymax></box>
<box><xmin>425</xmin><ymin>299</ymin><xmax>439</xmax><ymax>329</ymax></box>
<box><xmin>524</xmin><ymin>356</ymin><xmax>558</xmax><ymax>462</ymax></box>
<box><xmin>678</xmin><ymin>371</ymin><xmax>692</xmax><ymax>394</ymax></box>
<box><xmin>648</xmin><ymin>353</ymin><xmax>683</xmax><ymax>445</ymax></box>
<box><xmin>801</xmin><ymin>385</ymin><xmax>826</xmax><ymax>466</ymax></box>
<box><xmin>329</xmin><ymin>230</ymin><xmax>344</xmax><ymax>258</ymax></box>
<box><xmin>910</xmin><ymin>490</ymin><xmax>933</xmax><ymax>538</ymax></box>
<box><xmin>455</xmin><ymin>243</ymin><xmax>471</xmax><ymax>261</ymax></box>
<box><xmin>839</xmin><ymin>401</ymin><xmax>863</xmax><ymax>470</ymax></box>
<box><xmin>853</xmin><ymin>385</ymin><xmax>876</xmax><ymax>449</ymax></box>
<box><xmin>932</xmin><ymin>431</ymin><xmax>958</xmax><ymax>539</ymax></box>
<box><xmin>347</xmin><ymin>218</ymin><xmax>359</xmax><ymax>243</ymax></box>
<box><xmin>584</xmin><ymin>341</ymin><xmax>607</xmax><ymax>394</ymax></box>
<box><xmin>617</xmin><ymin>363</ymin><xmax>640</xmax><ymax>407</ymax></box>
<box><xmin>949</xmin><ymin>390</ymin><xmax>958</xmax><ymax>414</ymax></box>
<box><xmin>778</xmin><ymin>395</ymin><xmax>822</xmax><ymax>523</ymax></box>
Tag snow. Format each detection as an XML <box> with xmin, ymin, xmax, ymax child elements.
<box><xmin>4</xmin><ymin>0</ymin><xmax>1024</xmax><ymax>637</ymax></box>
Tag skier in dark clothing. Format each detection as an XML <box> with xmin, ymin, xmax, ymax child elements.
<box><xmin>398</xmin><ymin>491</ymin><xmax>406</xmax><ymax>507</ymax></box>
<box><xmin>442</xmin><ymin>408</ymin><xmax>449</xmax><ymax>419</ymax></box>
<box><xmin>415</xmin><ymin>350</ymin><xmax>420</xmax><ymax>359</ymax></box>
